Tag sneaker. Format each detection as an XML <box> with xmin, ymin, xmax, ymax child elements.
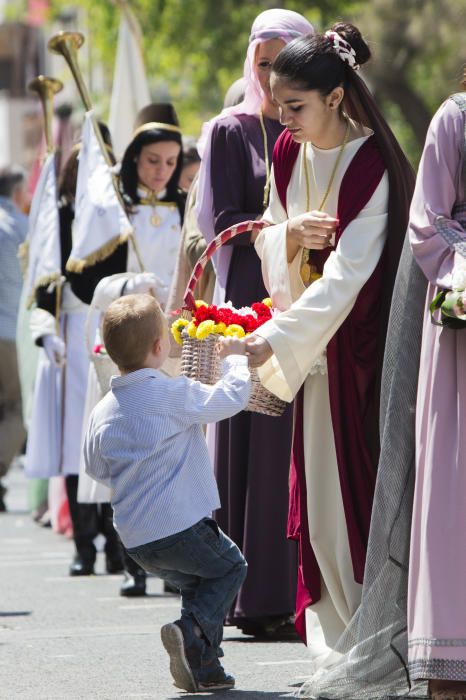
<box><xmin>197</xmin><ymin>659</ymin><xmax>235</xmax><ymax>691</ymax></box>
<box><xmin>160</xmin><ymin>621</ymin><xmax>200</xmax><ymax>692</ymax></box>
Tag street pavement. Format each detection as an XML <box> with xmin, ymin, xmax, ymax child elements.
<box><xmin>1</xmin><ymin>464</ymin><xmax>311</xmax><ymax>700</ymax></box>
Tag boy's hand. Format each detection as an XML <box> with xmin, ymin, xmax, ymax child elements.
<box><xmin>218</xmin><ymin>336</ymin><xmax>247</xmax><ymax>359</ymax></box>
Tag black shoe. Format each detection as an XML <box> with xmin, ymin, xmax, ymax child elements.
<box><xmin>0</xmin><ymin>482</ymin><xmax>7</xmax><ymax>512</ymax></box>
<box><xmin>69</xmin><ymin>557</ymin><xmax>94</xmax><ymax>576</ymax></box>
<box><xmin>119</xmin><ymin>571</ymin><xmax>146</xmax><ymax>597</ymax></box>
<box><xmin>163</xmin><ymin>580</ymin><xmax>179</xmax><ymax>594</ymax></box>
<box><xmin>105</xmin><ymin>555</ymin><xmax>124</xmax><ymax>574</ymax></box>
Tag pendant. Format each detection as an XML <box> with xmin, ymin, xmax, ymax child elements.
<box><xmin>300</xmin><ymin>262</ymin><xmax>312</xmax><ymax>286</ymax></box>
<box><xmin>150</xmin><ymin>213</ymin><xmax>161</xmax><ymax>226</ymax></box>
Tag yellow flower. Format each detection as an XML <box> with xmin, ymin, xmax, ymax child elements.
<box><xmin>196</xmin><ymin>320</ymin><xmax>216</xmax><ymax>339</ymax></box>
<box><xmin>310</xmin><ymin>272</ymin><xmax>322</xmax><ymax>283</ymax></box>
<box><xmin>262</xmin><ymin>297</ymin><xmax>273</xmax><ymax>308</ymax></box>
<box><xmin>195</xmin><ymin>299</ymin><xmax>208</xmax><ymax>308</ymax></box>
<box><xmin>213</xmin><ymin>322</ymin><xmax>227</xmax><ymax>335</ymax></box>
<box><xmin>171</xmin><ymin>318</ymin><xmax>189</xmax><ymax>345</ymax></box>
<box><xmin>225</xmin><ymin>324</ymin><xmax>246</xmax><ymax>338</ymax></box>
<box><xmin>186</xmin><ymin>321</ymin><xmax>197</xmax><ymax>338</ymax></box>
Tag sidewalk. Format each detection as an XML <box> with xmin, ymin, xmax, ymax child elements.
<box><xmin>0</xmin><ymin>464</ymin><xmax>310</xmax><ymax>699</ymax></box>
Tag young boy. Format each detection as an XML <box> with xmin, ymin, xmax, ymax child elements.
<box><xmin>84</xmin><ymin>294</ymin><xmax>250</xmax><ymax>693</ymax></box>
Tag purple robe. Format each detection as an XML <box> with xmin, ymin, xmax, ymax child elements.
<box><xmin>210</xmin><ymin>113</ymin><xmax>297</xmax><ymax>623</ymax></box>
<box><xmin>408</xmin><ymin>95</ymin><xmax>466</xmax><ymax>682</ymax></box>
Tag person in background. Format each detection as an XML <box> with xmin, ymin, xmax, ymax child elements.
<box><xmin>25</xmin><ymin>129</ymin><xmax>124</xmax><ymax>576</ymax></box>
<box><xmin>407</xmin><ymin>87</ymin><xmax>466</xmax><ymax>700</ymax></box>
<box><xmin>195</xmin><ymin>8</ymin><xmax>314</xmax><ymax>638</ymax></box>
<box><xmin>0</xmin><ymin>165</ymin><xmax>28</xmax><ymax>511</ymax></box>
<box><xmin>166</xmin><ymin>81</ymin><xmax>246</xmax><ymax>320</ymax></box>
<box><xmin>179</xmin><ymin>136</ymin><xmax>201</xmax><ymax>193</ymax></box>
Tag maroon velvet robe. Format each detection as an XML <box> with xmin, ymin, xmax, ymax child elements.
<box><xmin>273</xmin><ymin>130</ymin><xmax>386</xmax><ymax>641</ymax></box>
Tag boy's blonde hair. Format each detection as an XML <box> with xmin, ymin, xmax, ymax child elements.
<box><xmin>103</xmin><ymin>294</ymin><xmax>165</xmax><ymax>372</ymax></box>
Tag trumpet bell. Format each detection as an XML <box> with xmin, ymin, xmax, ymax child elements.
<box><xmin>28</xmin><ymin>75</ymin><xmax>63</xmax><ymax>97</ymax></box>
<box><xmin>48</xmin><ymin>31</ymin><xmax>85</xmax><ymax>54</ymax></box>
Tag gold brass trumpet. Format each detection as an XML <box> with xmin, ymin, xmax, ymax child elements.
<box><xmin>48</xmin><ymin>31</ymin><xmax>113</xmax><ymax>168</ymax></box>
<box><xmin>28</xmin><ymin>75</ymin><xmax>63</xmax><ymax>154</ymax></box>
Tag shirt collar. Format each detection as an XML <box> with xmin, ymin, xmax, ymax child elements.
<box><xmin>111</xmin><ymin>367</ymin><xmax>163</xmax><ymax>388</ymax></box>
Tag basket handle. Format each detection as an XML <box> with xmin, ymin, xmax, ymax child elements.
<box><xmin>183</xmin><ymin>220</ymin><xmax>267</xmax><ymax>311</ymax></box>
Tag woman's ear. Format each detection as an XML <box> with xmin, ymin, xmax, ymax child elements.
<box><xmin>326</xmin><ymin>86</ymin><xmax>345</xmax><ymax>110</ymax></box>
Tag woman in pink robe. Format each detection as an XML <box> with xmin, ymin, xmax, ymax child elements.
<box><xmin>408</xmin><ymin>92</ymin><xmax>466</xmax><ymax>698</ymax></box>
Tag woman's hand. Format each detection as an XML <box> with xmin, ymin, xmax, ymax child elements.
<box><xmin>286</xmin><ymin>210</ymin><xmax>338</xmax><ymax>261</ymax></box>
<box><xmin>244</xmin><ymin>335</ymin><xmax>273</xmax><ymax>368</ymax></box>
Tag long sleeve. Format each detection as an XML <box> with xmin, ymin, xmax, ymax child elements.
<box><xmin>175</xmin><ymin>356</ymin><xmax>251</xmax><ymax>425</ymax></box>
<box><xmin>409</xmin><ymin>99</ymin><xmax>464</xmax><ymax>288</ymax></box>
<box><xmin>84</xmin><ymin>422</ymin><xmax>111</xmax><ymax>486</ymax></box>
<box><xmin>210</xmin><ymin>119</ymin><xmax>262</xmax><ymax>245</ymax></box>
<box><xmin>256</xmin><ymin>172</ymin><xmax>389</xmax><ymax>401</ymax></box>
<box><xmin>68</xmin><ymin>243</ymin><xmax>127</xmax><ymax>305</ymax></box>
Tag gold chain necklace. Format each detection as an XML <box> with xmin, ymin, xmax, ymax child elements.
<box><xmin>301</xmin><ymin>118</ymin><xmax>351</xmax><ymax>286</ymax></box>
<box><xmin>258</xmin><ymin>110</ymin><xmax>271</xmax><ymax>211</ymax></box>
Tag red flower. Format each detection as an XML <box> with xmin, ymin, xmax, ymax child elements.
<box><xmin>191</xmin><ymin>301</ymin><xmax>273</xmax><ymax>333</ymax></box>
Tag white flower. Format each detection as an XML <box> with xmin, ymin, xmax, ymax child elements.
<box><xmin>451</xmin><ymin>263</ymin><xmax>466</xmax><ymax>291</ymax></box>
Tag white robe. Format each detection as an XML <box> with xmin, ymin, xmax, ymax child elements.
<box><xmin>25</xmin><ymin>284</ymin><xmax>97</xmax><ymax>478</ymax></box>
<box><xmin>77</xmin><ymin>201</ymin><xmax>182</xmax><ymax>503</ymax></box>
<box><xmin>254</xmin><ymin>132</ymin><xmax>389</xmax><ymax>648</ymax></box>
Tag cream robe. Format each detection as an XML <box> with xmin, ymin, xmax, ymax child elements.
<box><xmin>254</xmin><ymin>132</ymin><xmax>389</xmax><ymax>648</ymax></box>
<box><xmin>127</xmin><ymin>200</ymin><xmax>181</xmax><ymax>307</ymax></box>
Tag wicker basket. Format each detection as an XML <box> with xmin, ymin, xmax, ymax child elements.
<box><xmin>180</xmin><ymin>221</ymin><xmax>287</xmax><ymax>417</ymax></box>
<box><xmin>91</xmin><ymin>351</ymin><xmax>117</xmax><ymax>395</ymax></box>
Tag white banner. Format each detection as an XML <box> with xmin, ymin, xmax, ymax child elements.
<box><xmin>67</xmin><ymin>111</ymin><xmax>133</xmax><ymax>272</ymax></box>
<box><xmin>25</xmin><ymin>152</ymin><xmax>61</xmax><ymax>305</ymax></box>
<box><xmin>108</xmin><ymin>7</ymin><xmax>151</xmax><ymax>158</ymax></box>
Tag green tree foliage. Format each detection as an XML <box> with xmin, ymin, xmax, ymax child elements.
<box><xmin>46</xmin><ymin>0</ymin><xmax>364</xmax><ymax>135</ymax></box>
<box><xmin>14</xmin><ymin>0</ymin><xmax>466</xmax><ymax>162</ymax></box>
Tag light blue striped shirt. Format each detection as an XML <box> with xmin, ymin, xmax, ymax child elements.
<box><xmin>84</xmin><ymin>356</ymin><xmax>251</xmax><ymax>548</ymax></box>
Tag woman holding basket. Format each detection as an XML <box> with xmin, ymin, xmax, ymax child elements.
<box><xmin>196</xmin><ymin>8</ymin><xmax>314</xmax><ymax>637</ymax></box>
<box><xmin>245</xmin><ymin>24</ymin><xmax>414</xmax><ymax>647</ymax></box>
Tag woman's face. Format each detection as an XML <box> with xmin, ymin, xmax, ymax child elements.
<box><xmin>254</xmin><ymin>38</ymin><xmax>286</xmax><ymax>103</ymax></box>
<box><xmin>136</xmin><ymin>141</ymin><xmax>181</xmax><ymax>194</ymax></box>
<box><xmin>270</xmin><ymin>73</ymin><xmax>342</xmax><ymax>144</ymax></box>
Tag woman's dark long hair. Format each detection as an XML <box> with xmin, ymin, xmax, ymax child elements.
<box><xmin>120</xmin><ymin>129</ymin><xmax>184</xmax><ymax>209</ymax></box>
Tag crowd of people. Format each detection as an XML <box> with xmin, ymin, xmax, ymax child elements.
<box><xmin>0</xmin><ymin>7</ymin><xmax>465</xmax><ymax>698</ymax></box>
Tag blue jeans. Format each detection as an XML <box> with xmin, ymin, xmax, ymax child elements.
<box><xmin>127</xmin><ymin>518</ymin><xmax>247</xmax><ymax>649</ymax></box>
